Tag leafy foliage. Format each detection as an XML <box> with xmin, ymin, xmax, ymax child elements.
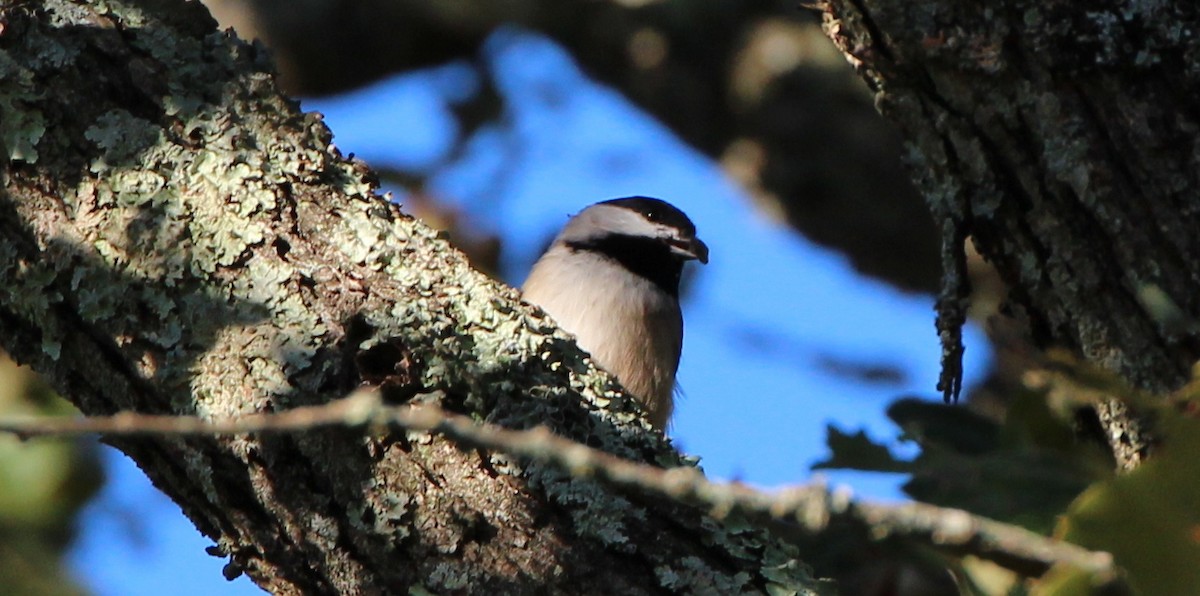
<box><xmin>0</xmin><ymin>356</ymin><xmax>104</xmax><ymax>596</ymax></box>
<box><xmin>1060</xmin><ymin>403</ymin><xmax>1200</xmax><ymax>594</ymax></box>
<box><xmin>816</xmin><ymin>357</ymin><xmax>1200</xmax><ymax>593</ymax></box>
<box><xmin>817</xmin><ymin>392</ymin><xmax>1109</xmax><ymax>535</ymax></box>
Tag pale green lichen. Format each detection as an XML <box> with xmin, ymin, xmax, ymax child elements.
<box><xmin>531</xmin><ymin>466</ymin><xmax>643</xmax><ymax>549</ymax></box>
<box><xmin>761</xmin><ymin>542</ymin><xmax>818</xmax><ymax>593</ymax></box>
<box><xmin>426</xmin><ymin>561</ymin><xmax>471</xmax><ymax>591</ymax></box>
<box><xmin>22</xmin><ymin>26</ymin><xmax>80</xmax><ymax>70</ymax></box>
<box><xmin>45</xmin><ymin>2</ymin><xmax>97</xmax><ymax>27</ymax></box>
<box><xmin>656</xmin><ymin>555</ymin><xmax>752</xmax><ymax>595</ymax></box>
<box><xmin>2</xmin><ymin>1</ymin><xmax>825</xmax><ymax>590</ymax></box>
<box><xmin>0</xmin><ymin>51</ymin><xmax>46</xmax><ymax>163</ymax></box>
<box><xmin>305</xmin><ymin>512</ymin><xmax>341</xmax><ymax>543</ymax></box>
<box><xmin>6</xmin><ymin>4</ymin><xmax>333</xmax><ymax>420</ymax></box>
<box><xmin>357</xmin><ymin>476</ymin><xmax>414</xmax><ymax>539</ymax></box>
<box><xmin>85</xmin><ymin>110</ymin><xmax>163</xmax><ymax>171</ymax></box>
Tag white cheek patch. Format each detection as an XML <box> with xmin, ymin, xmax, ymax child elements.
<box><xmin>564</xmin><ymin>205</ymin><xmax>665</xmax><ymax>242</ymax></box>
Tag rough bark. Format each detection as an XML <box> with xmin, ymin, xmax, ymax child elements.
<box><xmin>820</xmin><ymin>0</ymin><xmax>1200</xmax><ymax>462</ymax></box>
<box><xmin>0</xmin><ymin>2</ymin><xmax>823</xmax><ymax>593</ymax></box>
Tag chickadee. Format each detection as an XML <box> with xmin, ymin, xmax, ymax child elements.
<box><xmin>522</xmin><ymin>197</ymin><xmax>708</xmax><ymax>429</ymax></box>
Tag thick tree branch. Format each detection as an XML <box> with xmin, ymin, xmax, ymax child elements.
<box><xmin>0</xmin><ymin>2</ymin><xmax>822</xmax><ymax>593</ymax></box>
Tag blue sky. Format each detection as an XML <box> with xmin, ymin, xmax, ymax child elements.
<box><xmin>68</xmin><ymin>29</ymin><xmax>990</xmax><ymax>595</ymax></box>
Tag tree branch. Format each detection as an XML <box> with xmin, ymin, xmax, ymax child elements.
<box><xmin>0</xmin><ymin>2</ymin><xmax>823</xmax><ymax>593</ymax></box>
<box><xmin>1</xmin><ymin>395</ymin><xmax>1117</xmax><ymax>581</ymax></box>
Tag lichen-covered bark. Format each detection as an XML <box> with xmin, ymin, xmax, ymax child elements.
<box><xmin>0</xmin><ymin>2</ymin><xmax>823</xmax><ymax>593</ymax></box>
<box><xmin>820</xmin><ymin>0</ymin><xmax>1200</xmax><ymax>463</ymax></box>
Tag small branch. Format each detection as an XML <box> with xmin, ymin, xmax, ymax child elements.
<box><xmin>0</xmin><ymin>390</ymin><xmax>384</xmax><ymax>438</ymax></box>
<box><xmin>934</xmin><ymin>218</ymin><xmax>970</xmax><ymax>404</ymax></box>
<box><xmin>0</xmin><ymin>393</ymin><xmax>1116</xmax><ymax>580</ymax></box>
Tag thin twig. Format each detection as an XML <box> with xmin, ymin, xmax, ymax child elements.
<box><xmin>0</xmin><ymin>394</ymin><xmax>1116</xmax><ymax>579</ymax></box>
<box><xmin>0</xmin><ymin>390</ymin><xmax>383</xmax><ymax>438</ymax></box>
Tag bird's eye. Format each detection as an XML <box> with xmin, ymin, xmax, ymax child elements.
<box><xmin>643</xmin><ymin>208</ymin><xmax>662</xmax><ymax>222</ymax></box>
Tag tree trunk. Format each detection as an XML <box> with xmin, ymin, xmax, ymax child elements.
<box><xmin>820</xmin><ymin>0</ymin><xmax>1200</xmax><ymax>464</ymax></box>
<box><xmin>0</xmin><ymin>2</ymin><xmax>822</xmax><ymax>593</ymax></box>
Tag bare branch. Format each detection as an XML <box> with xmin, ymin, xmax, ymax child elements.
<box><xmin>0</xmin><ymin>395</ymin><xmax>1117</xmax><ymax>581</ymax></box>
<box><xmin>0</xmin><ymin>390</ymin><xmax>382</xmax><ymax>438</ymax></box>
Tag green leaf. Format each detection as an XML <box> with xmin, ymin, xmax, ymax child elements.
<box><xmin>1060</xmin><ymin>413</ymin><xmax>1200</xmax><ymax>595</ymax></box>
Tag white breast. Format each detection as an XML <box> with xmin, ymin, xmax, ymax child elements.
<box><xmin>522</xmin><ymin>247</ymin><xmax>682</xmax><ymax>428</ymax></box>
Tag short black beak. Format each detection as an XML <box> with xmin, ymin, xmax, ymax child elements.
<box><xmin>668</xmin><ymin>236</ymin><xmax>709</xmax><ymax>264</ymax></box>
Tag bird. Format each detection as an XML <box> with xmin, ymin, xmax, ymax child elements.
<box><xmin>522</xmin><ymin>197</ymin><xmax>708</xmax><ymax>430</ymax></box>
